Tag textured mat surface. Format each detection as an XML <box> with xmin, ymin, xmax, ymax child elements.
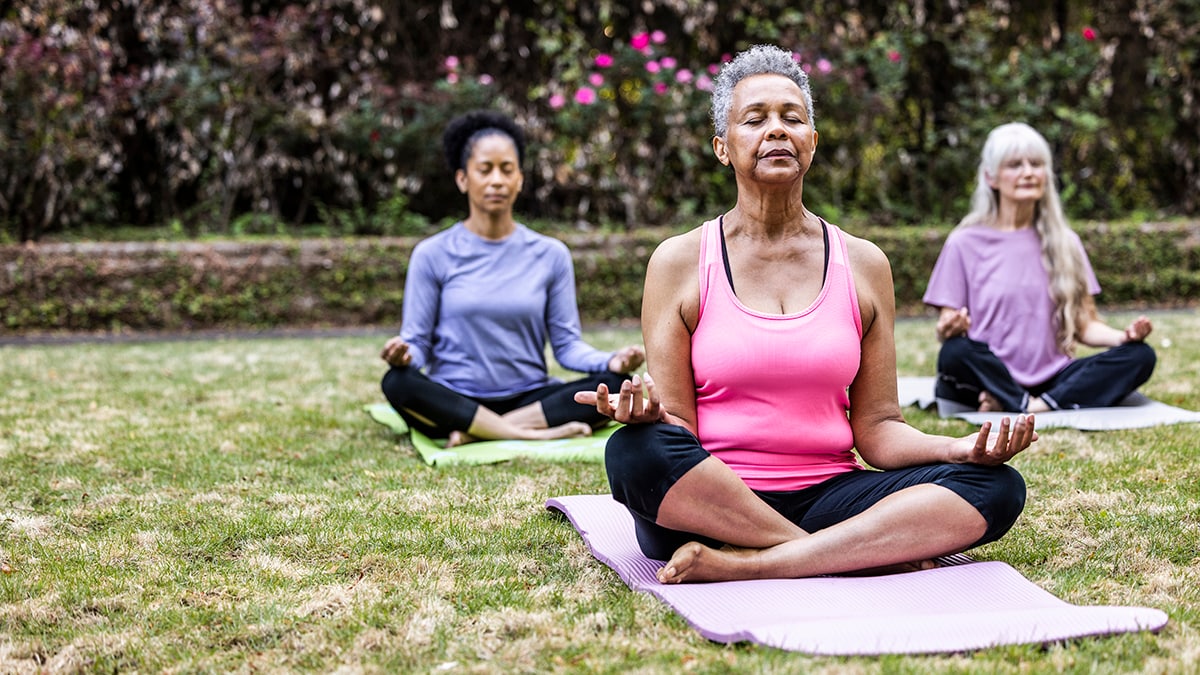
<box><xmin>365</xmin><ymin>403</ymin><xmax>614</xmax><ymax>465</ymax></box>
<box><xmin>546</xmin><ymin>493</ymin><xmax>1168</xmax><ymax>655</ymax></box>
<box><xmin>897</xmin><ymin>376</ymin><xmax>1200</xmax><ymax>430</ymax></box>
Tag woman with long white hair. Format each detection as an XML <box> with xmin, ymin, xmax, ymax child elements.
<box><xmin>924</xmin><ymin>122</ymin><xmax>1156</xmax><ymax>413</ymax></box>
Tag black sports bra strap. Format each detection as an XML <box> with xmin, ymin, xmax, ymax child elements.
<box><xmin>718</xmin><ymin>214</ymin><xmax>829</xmax><ymax>295</ymax></box>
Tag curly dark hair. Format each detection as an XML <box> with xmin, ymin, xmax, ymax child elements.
<box><xmin>441</xmin><ymin>110</ymin><xmax>526</xmax><ymax>173</ymax></box>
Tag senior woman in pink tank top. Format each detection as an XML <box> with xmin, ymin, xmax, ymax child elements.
<box><xmin>576</xmin><ymin>44</ymin><xmax>1037</xmax><ymax>583</ymax></box>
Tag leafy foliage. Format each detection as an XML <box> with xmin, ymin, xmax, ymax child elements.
<box><xmin>2</xmin><ymin>222</ymin><xmax>1195</xmax><ymax>333</ymax></box>
<box><xmin>1</xmin><ymin>1</ymin><xmax>1198</xmax><ymax>242</ymax></box>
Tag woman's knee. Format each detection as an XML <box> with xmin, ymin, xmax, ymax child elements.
<box><xmin>976</xmin><ymin>465</ymin><xmax>1026</xmax><ymax>544</ymax></box>
<box><xmin>595</xmin><ymin>370</ymin><xmax>628</xmax><ymax>391</ymax></box>
<box><xmin>1126</xmin><ymin>341</ymin><xmax>1158</xmax><ymax>379</ymax></box>
<box><xmin>605</xmin><ymin>424</ymin><xmax>705</xmax><ymax>518</ymax></box>
<box><xmin>381</xmin><ymin>366</ymin><xmax>419</xmax><ymax>405</ymax></box>
<box><xmin>936</xmin><ymin>336</ymin><xmax>975</xmax><ymax>372</ymax></box>
<box><xmin>605</xmin><ymin>424</ymin><xmax>668</xmax><ymax>477</ymax></box>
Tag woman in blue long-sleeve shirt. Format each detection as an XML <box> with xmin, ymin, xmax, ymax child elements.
<box><xmin>380</xmin><ymin>110</ymin><xmax>644</xmax><ymax>447</ymax></box>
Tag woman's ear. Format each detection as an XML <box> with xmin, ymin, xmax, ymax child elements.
<box><xmin>455</xmin><ymin>169</ymin><xmax>468</xmax><ymax>193</ymax></box>
<box><xmin>712</xmin><ymin>135</ymin><xmax>730</xmax><ymax>166</ymax></box>
<box><xmin>984</xmin><ymin>171</ymin><xmax>997</xmax><ymax>189</ymax></box>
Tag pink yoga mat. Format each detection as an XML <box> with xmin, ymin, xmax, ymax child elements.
<box><xmin>546</xmin><ymin>494</ymin><xmax>1168</xmax><ymax>655</ymax></box>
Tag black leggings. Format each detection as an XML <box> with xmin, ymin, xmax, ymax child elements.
<box><xmin>606</xmin><ymin>423</ymin><xmax>1027</xmax><ymax>561</ymax></box>
<box><xmin>381</xmin><ymin>366</ymin><xmax>626</xmax><ymax>439</ymax></box>
<box><xmin>935</xmin><ymin>336</ymin><xmax>1156</xmax><ymax>412</ymax></box>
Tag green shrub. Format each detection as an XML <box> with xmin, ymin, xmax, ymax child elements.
<box><xmin>2</xmin><ymin>221</ymin><xmax>1195</xmax><ymax>334</ymax></box>
<box><xmin>2</xmin><ymin>3</ymin><xmax>1199</xmax><ymax>243</ymax></box>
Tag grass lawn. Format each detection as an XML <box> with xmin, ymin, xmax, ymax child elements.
<box><xmin>1</xmin><ymin>310</ymin><xmax>1198</xmax><ymax>673</ymax></box>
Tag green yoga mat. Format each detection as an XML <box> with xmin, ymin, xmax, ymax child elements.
<box><xmin>364</xmin><ymin>402</ymin><xmax>617</xmax><ymax>466</ymax></box>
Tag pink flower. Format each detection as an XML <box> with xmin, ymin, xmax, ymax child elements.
<box><xmin>791</xmin><ymin>52</ymin><xmax>803</xmax><ymax>63</ymax></box>
<box><xmin>549</xmin><ymin>93</ymin><xmax>566</xmax><ymax>109</ymax></box>
<box><xmin>708</xmin><ymin>63</ymin><xmax>720</xmax><ymax>75</ymax></box>
<box><xmin>887</xmin><ymin>50</ymin><xmax>902</xmax><ymax>63</ymax></box>
<box><xmin>659</xmin><ymin>56</ymin><xmax>677</xmax><ymax>69</ymax></box>
<box><xmin>574</xmin><ymin>86</ymin><xmax>597</xmax><ymax>105</ymax></box>
<box><xmin>650</xmin><ymin>30</ymin><xmax>666</xmax><ymax>44</ymax></box>
<box><xmin>695</xmin><ymin>74</ymin><xmax>713</xmax><ymax>91</ymax></box>
<box><xmin>721</xmin><ymin>53</ymin><xmax>732</xmax><ymax>63</ymax></box>
<box><xmin>675</xmin><ymin>68</ymin><xmax>693</xmax><ymax>84</ymax></box>
<box><xmin>1082</xmin><ymin>26</ymin><xmax>1097</xmax><ymax>41</ymax></box>
<box><xmin>444</xmin><ymin>55</ymin><xmax>459</xmax><ymax>70</ymax></box>
<box><xmin>653</xmin><ymin>82</ymin><xmax>668</xmax><ymax>95</ymax></box>
<box><xmin>594</xmin><ymin>53</ymin><xmax>614</xmax><ymax>68</ymax></box>
<box><xmin>816</xmin><ymin>58</ymin><xmax>833</xmax><ymax>74</ymax></box>
<box><xmin>588</xmin><ymin>73</ymin><xmax>604</xmax><ymax>87</ymax></box>
<box><xmin>478</xmin><ymin>74</ymin><xmax>494</xmax><ymax>85</ymax></box>
<box><xmin>630</xmin><ymin>32</ymin><xmax>651</xmax><ymax>51</ymax></box>
<box><xmin>645</xmin><ymin>60</ymin><xmax>661</xmax><ymax>74</ymax></box>
<box><xmin>446</xmin><ymin>72</ymin><xmax>459</xmax><ymax>84</ymax></box>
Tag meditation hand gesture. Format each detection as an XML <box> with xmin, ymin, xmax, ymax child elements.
<box><xmin>608</xmin><ymin>345</ymin><xmax>647</xmax><ymax>374</ymax></box>
<box><xmin>936</xmin><ymin>306</ymin><xmax>970</xmax><ymax>342</ymax></box>
<box><xmin>961</xmin><ymin>414</ymin><xmax>1038</xmax><ymax>465</ymax></box>
<box><xmin>1123</xmin><ymin>316</ymin><xmax>1153</xmax><ymax>343</ymax></box>
<box><xmin>380</xmin><ymin>336</ymin><xmax>413</xmax><ymax>367</ymax></box>
<box><xmin>575</xmin><ymin>373</ymin><xmax>666</xmax><ymax>424</ymax></box>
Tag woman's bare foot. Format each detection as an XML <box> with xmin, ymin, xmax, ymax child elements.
<box><xmin>838</xmin><ymin>558</ymin><xmax>941</xmax><ymax>577</ymax></box>
<box><xmin>530</xmin><ymin>421</ymin><xmax>592</xmax><ymax>440</ymax></box>
<box><xmin>656</xmin><ymin>541</ymin><xmax>944</xmax><ymax>583</ymax></box>
<box><xmin>446</xmin><ymin>430</ymin><xmax>477</xmax><ymax>447</ymax></box>
<box><xmin>1026</xmin><ymin>396</ymin><xmax>1051</xmax><ymax>413</ymax></box>
<box><xmin>657</xmin><ymin>541</ymin><xmax>761</xmax><ymax>584</ymax></box>
<box><xmin>448</xmin><ymin>421</ymin><xmax>590</xmax><ymax>447</ymax></box>
<box><xmin>977</xmin><ymin>391</ymin><xmax>1003</xmax><ymax>412</ymax></box>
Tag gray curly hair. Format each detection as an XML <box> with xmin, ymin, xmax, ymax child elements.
<box><xmin>710</xmin><ymin>44</ymin><xmax>815</xmax><ymax>138</ymax></box>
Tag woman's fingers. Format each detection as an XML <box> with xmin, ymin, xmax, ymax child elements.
<box><xmin>990</xmin><ymin>416</ymin><xmax>1011</xmax><ymax>456</ymax></box>
<box><xmin>973</xmin><ymin>421</ymin><xmax>993</xmax><ymax>454</ymax></box>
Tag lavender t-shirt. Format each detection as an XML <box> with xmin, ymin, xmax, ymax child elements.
<box><xmin>922</xmin><ymin>225</ymin><xmax>1100</xmax><ymax>387</ymax></box>
<box><xmin>399</xmin><ymin>223</ymin><xmax>613</xmax><ymax>398</ymax></box>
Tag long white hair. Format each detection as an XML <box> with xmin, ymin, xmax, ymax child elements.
<box><xmin>957</xmin><ymin>122</ymin><xmax>1090</xmax><ymax>355</ymax></box>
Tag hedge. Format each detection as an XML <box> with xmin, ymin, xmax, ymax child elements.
<box><xmin>2</xmin><ymin>222</ymin><xmax>1196</xmax><ymax>335</ymax></box>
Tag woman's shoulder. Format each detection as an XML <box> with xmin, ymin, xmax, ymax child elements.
<box><xmin>515</xmin><ymin>223</ymin><xmax>571</xmax><ymax>253</ymax></box>
<box><xmin>834</xmin><ymin>224</ymin><xmax>890</xmax><ymax>271</ymax></box>
<box><xmin>937</xmin><ymin>223</ymin><xmax>1019</xmax><ymax>255</ymax></box>
<box><xmin>414</xmin><ymin>221</ymin><xmax>462</xmax><ymax>246</ymax></box>
<box><xmin>648</xmin><ymin>225</ymin><xmax>704</xmax><ymax>270</ymax></box>
<box><xmin>410</xmin><ymin>223</ymin><xmax>460</xmax><ymax>260</ymax></box>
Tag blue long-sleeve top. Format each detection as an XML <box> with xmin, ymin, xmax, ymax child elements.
<box><xmin>399</xmin><ymin>222</ymin><xmax>614</xmax><ymax>398</ymax></box>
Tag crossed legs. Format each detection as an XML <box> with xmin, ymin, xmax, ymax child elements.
<box><xmin>606</xmin><ymin>424</ymin><xmax>1024</xmax><ymax>583</ymax></box>
<box><xmin>381</xmin><ymin>366</ymin><xmax>624</xmax><ymax>445</ymax></box>
<box><xmin>653</xmin><ymin>457</ymin><xmax>986</xmax><ymax>583</ymax></box>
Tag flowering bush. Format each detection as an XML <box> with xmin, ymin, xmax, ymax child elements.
<box><xmin>2</xmin><ymin>2</ymin><xmax>1198</xmax><ymax>243</ymax></box>
<box><xmin>523</xmin><ymin>29</ymin><xmax>729</xmax><ymax>226</ymax></box>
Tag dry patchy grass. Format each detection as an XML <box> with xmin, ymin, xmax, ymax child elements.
<box><xmin>0</xmin><ymin>312</ymin><xmax>1197</xmax><ymax>673</ymax></box>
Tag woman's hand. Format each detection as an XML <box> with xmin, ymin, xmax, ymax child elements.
<box><xmin>574</xmin><ymin>373</ymin><xmax>665</xmax><ymax>424</ymax></box>
<box><xmin>1079</xmin><ymin>314</ymin><xmax>1154</xmax><ymax>347</ymax></box>
<box><xmin>960</xmin><ymin>414</ymin><xmax>1037</xmax><ymax>465</ymax></box>
<box><xmin>1123</xmin><ymin>315</ymin><xmax>1153</xmax><ymax>343</ymax></box>
<box><xmin>608</xmin><ymin>345</ymin><xmax>646</xmax><ymax>374</ymax></box>
<box><xmin>936</xmin><ymin>306</ymin><xmax>970</xmax><ymax>342</ymax></box>
<box><xmin>380</xmin><ymin>336</ymin><xmax>413</xmax><ymax>367</ymax></box>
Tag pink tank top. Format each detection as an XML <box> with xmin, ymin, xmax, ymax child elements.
<box><xmin>693</xmin><ymin>217</ymin><xmax>864</xmax><ymax>491</ymax></box>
